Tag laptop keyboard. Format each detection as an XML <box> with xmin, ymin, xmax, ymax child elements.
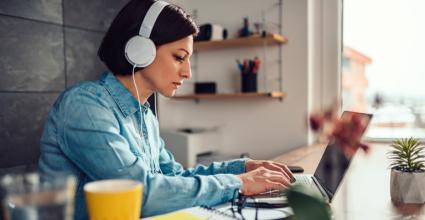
<box><xmin>257</xmin><ymin>189</ymin><xmax>286</xmax><ymax>197</ymax></box>
<box><xmin>251</xmin><ymin>175</ymin><xmax>322</xmax><ymax>201</ymax></box>
<box><xmin>255</xmin><ymin>175</ymin><xmax>316</xmax><ymax>198</ymax></box>
<box><xmin>294</xmin><ymin>175</ymin><xmax>315</xmax><ymax>186</ymax></box>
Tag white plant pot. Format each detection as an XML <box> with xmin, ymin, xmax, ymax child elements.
<box><xmin>390</xmin><ymin>169</ymin><xmax>425</xmax><ymax>203</ymax></box>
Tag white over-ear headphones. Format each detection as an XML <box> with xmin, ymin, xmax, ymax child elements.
<box><xmin>125</xmin><ymin>1</ymin><xmax>169</xmax><ymax>68</ymax></box>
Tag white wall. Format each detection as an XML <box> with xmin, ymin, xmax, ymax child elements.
<box><xmin>158</xmin><ymin>0</ymin><xmax>331</xmax><ymax>160</ymax></box>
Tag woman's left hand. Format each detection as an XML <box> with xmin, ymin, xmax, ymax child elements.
<box><xmin>245</xmin><ymin>160</ymin><xmax>295</xmax><ymax>182</ymax></box>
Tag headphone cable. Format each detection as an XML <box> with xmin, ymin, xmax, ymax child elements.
<box><xmin>132</xmin><ymin>65</ymin><xmax>144</xmax><ymax>144</ymax></box>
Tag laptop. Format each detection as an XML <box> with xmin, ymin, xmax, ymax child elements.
<box><xmin>247</xmin><ymin>111</ymin><xmax>373</xmax><ymax>206</ymax></box>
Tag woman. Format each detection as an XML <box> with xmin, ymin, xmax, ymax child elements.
<box><xmin>38</xmin><ymin>0</ymin><xmax>294</xmax><ymax>219</ymax></box>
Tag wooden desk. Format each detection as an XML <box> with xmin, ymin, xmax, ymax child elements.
<box><xmin>273</xmin><ymin>143</ymin><xmax>425</xmax><ymax>219</ymax></box>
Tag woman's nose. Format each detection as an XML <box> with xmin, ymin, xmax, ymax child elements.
<box><xmin>180</xmin><ymin>61</ymin><xmax>191</xmax><ymax>79</ymax></box>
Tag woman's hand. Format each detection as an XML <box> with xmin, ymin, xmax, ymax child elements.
<box><xmin>237</xmin><ymin>167</ymin><xmax>291</xmax><ymax>195</ymax></box>
<box><xmin>245</xmin><ymin>159</ymin><xmax>295</xmax><ymax>182</ymax></box>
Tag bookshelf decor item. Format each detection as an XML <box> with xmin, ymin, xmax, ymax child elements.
<box><xmin>194</xmin><ymin>82</ymin><xmax>217</xmax><ymax>94</ymax></box>
<box><xmin>241</xmin><ymin>73</ymin><xmax>257</xmax><ymax>93</ymax></box>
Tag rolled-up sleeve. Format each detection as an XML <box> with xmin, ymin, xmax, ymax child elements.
<box><xmin>57</xmin><ymin>89</ymin><xmax>242</xmax><ymax>217</ymax></box>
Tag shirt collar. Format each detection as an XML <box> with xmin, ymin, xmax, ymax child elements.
<box><xmin>100</xmin><ymin>72</ymin><xmax>150</xmax><ymax>117</ymax></box>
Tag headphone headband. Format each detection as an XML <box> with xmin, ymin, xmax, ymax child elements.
<box><xmin>139</xmin><ymin>1</ymin><xmax>169</xmax><ymax>38</ymax></box>
<box><xmin>125</xmin><ymin>1</ymin><xmax>169</xmax><ymax>68</ymax></box>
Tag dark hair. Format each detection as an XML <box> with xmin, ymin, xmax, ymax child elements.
<box><xmin>98</xmin><ymin>0</ymin><xmax>198</xmax><ymax>75</ymax></box>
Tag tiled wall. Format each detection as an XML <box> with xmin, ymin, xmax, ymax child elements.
<box><xmin>0</xmin><ymin>0</ymin><xmax>129</xmax><ymax>171</ymax></box>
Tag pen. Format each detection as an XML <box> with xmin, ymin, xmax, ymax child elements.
<box><xmin>248</xmin><ymin>60</ymin><xmax>254</xmax><ymax>74</ymax></box>
<box><xmin>243</xmin><ymin>59</ymin><xmax>248</xmax><ymax>74</ymax></box>
<box><xmin>236</xmin><ymin>59</ymin><xmax>244</xmax><ymax>73</ymax></box>
<box><xmin>252</xmin><ymin>57</ymin><xmax>261</xmax><ymax>74</ymax></box>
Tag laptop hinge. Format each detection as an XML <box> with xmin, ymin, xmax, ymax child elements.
<box><xmin>312</xmin><ymin>176</ymin><xmax>331</xmax><ymax>202</ymax></box>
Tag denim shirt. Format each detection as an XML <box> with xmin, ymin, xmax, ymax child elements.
<box><xmin>38</xmin><ymin>72</ymin><xmax>245</xmax><ymax>220</ymax></box>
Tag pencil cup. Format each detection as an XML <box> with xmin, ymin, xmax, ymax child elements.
<box><xmin>241</xmin><ymin>73</ymin><xmax>257</xmax><ymax>93</ymax></box>
<box><xmin>84</xmin><ymin>179</ymin><xmax>143</xmax><ymax>220</ymax></box>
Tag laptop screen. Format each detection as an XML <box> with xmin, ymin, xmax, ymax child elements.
<box><xmin>313</xmin><ymin>111</ymin><xmax>372</xmax><ymax>201</ymax></box>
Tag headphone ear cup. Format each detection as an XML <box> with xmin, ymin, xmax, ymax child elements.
<box><xmin>125</xmin><ymin>36</ymin><xmax>156</xmax><ymax>67</ymax></box>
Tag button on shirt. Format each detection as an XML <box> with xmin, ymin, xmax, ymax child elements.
<box><xmin>38</xmin><ymin>72</ymin><xmax>245</xmax><ymax>220</ymax></box>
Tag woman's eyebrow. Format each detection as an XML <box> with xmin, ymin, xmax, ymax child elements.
<box><xmin>177</xmin><ymin>48</ymin><xmax>190</xmax><ymax>56</ymax></box>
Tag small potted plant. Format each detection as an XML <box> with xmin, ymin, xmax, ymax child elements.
<box><xmin>388</xmin><ymin>137</ymin><xmax>425</xmax><ymax>203</ymax></box>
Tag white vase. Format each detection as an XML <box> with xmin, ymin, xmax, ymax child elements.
<box><xmin>390</xmin><ymin>169</ymin><xmax>425</xmax><ymax>203</ymax></box>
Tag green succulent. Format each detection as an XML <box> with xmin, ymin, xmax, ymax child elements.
<box><xmin>388</xmin><ymin>137</ymin><xmax>425</xmax><ymax>172</ymax></box>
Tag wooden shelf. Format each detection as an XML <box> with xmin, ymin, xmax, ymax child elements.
<box><xmin>194</xmin><ymin>33</ymin><xmax>288</xmax><ymax>51</ymax></box>
<box><xmin>173</xmin><ymin>91</ymin><xmax>286</xmax><ymax>100</ymax></box>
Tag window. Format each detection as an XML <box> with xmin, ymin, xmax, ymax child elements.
<box><xmin>341</xmin><ymin>56</ymin><xmax>351</xmax><ymax>72</ymax></box>
<box><xmin>342</xmin><ymin>0</ymin><xmax>425</xmax><ymax>140</ymax></box>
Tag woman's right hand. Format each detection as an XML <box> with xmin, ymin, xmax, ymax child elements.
<box><xmin>237</xmin><ymin>167</ymin><xmax>292</xmax><ymax>196</ymax></box>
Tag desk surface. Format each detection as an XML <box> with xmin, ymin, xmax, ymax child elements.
<box><xmin>273</xmin><ymin>143</ymin><xmax>425</xmax><ymax>220</ymax></box>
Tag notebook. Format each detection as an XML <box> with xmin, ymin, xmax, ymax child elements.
<box><xmin>142</xmin><ymin>206</ymin><xmax>238</xmax><ymax>220</ymax></box>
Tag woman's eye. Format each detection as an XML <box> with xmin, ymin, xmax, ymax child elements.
<box><xmin>174</xmin><ymin>55</ymin><xmax>185</xmax><ymax>63</ymax></box>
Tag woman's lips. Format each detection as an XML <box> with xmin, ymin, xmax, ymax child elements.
<box><xmin>172</xmin><ymin>82</ymin><xmax>182</xmax><ymax>89</ymax></box>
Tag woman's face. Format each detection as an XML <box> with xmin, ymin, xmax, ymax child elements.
<box><xmin>141</xmin><ymin>35</ymin><xmax>193</xmax><ymax>97</ymax></box>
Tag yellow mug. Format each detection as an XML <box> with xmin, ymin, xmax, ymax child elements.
<box><xmin>84</xmin><ymin>179</ymin><xmax>143</xmax><ymax>220</ymax></box>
